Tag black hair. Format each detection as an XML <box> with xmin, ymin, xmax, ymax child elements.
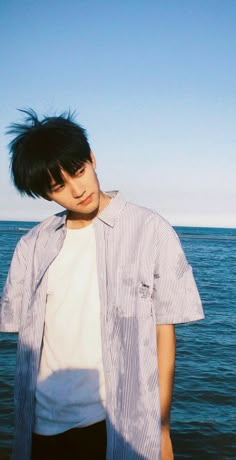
<box><xmin>7</xmin><ymin>109</ymin><xmax>92</xmax><ymax>198</ymax></box>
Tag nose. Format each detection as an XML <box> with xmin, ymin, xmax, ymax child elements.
<box><xmin>69</xmin><ymin>178</ymin><xmax>85</xmax><ymax>199</ymax></box>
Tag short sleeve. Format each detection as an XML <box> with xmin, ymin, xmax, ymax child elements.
<box><xmin>152</xmin><ymin>218</ymin><xmax>204</xmax><ymax>324</ymax></box>
<box><xmin>0</xmin><ymin>237</ymin><xmax>27</xmax><ymax>333</ymax></box>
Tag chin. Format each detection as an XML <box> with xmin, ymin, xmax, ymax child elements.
<box><xmin>79</xmin><ymin>202</ymin><xmax>99</xmax><ymax>214</ymax></box>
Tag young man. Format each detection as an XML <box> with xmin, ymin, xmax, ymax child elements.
<box><xmin>0</xmin><ymin>110</ymin><xmax>204</xmax><ymax>460</ymax></box>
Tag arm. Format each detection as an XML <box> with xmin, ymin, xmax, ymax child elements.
<box><xmin>156</xmin><ymin>324</ymin><xmax>175</xmax><ymax>460</ymax></box>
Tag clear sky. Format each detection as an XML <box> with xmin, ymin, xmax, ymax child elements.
<box><xmin>0</xmin><ymin>0</ymin><xmax>235</xmax><ymax>227</ymax></box>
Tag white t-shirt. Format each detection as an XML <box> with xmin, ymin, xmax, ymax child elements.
<box><xmin>34</xmin><ymin>224</ymin><xmax>106</xmax><ymax>435</ymax></box>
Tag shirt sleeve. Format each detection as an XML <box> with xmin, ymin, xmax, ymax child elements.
<box><xmin>0</xmin><ymin>237</ymin><xmax>27</xmax><ymax>333</ymax></box>
<box><xmin>152</xmin><ymin>218</ymin><xmax>204</xmax><ymax>324</ymax></box>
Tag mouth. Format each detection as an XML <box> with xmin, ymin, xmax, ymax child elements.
<box><xmin>79</xmin><ymin>194</ymin><xmax>93</xmax><ymax>206</ymax></box>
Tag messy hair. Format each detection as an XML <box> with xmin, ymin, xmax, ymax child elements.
<box><xmin>7</xmin><ymin>109</ymin><xmax>92</xmax><ymax>198</ymax></box>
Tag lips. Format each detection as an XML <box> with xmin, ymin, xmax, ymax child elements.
<box><xmin>79</xmin><ymin>194</ymin><xmax>93</xmax><ymax>206</ymax></box>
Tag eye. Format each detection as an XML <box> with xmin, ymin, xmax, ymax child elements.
<box><xmin>75</xmin><ymin>167</ymin><xmax>85</xmax><ymax>176</ymax></box>
<box><xmin>51</xmin><ymin>183</ymin><xmax>64</xmax><ymax>193</ymax></box>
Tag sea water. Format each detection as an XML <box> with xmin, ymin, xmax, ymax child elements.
<box><xmin>0</xmin><ymin>221</ymin><xmax>235</xmax><ymax>459</ymax></box>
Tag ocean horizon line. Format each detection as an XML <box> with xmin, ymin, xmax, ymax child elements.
<box><xmin>0</xmin><ymin>218</ymin><xmax>235</xmax><ymax>231</ymax></box>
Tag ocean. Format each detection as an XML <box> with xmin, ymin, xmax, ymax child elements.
<box><xmin>0</xmin><ymin>221</ymin><xmax>235</xmax><ymax>460</ymax></box>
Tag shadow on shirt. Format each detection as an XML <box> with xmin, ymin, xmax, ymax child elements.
<box><xmin>11</xmin><ymin>364</ymin><xmax>148</xmax><ymax>459</ymax></box>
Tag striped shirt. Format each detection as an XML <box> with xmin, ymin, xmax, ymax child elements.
<box><xmin>0</xmin><ymin>191</ymin><xmax>204</xmax><ymax>460</ymax></box>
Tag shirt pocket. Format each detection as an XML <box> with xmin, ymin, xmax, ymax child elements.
<box><xmin>113</xmin><ymin>265</ymin><xmax>154</xmax><ymax>318</ymax></box>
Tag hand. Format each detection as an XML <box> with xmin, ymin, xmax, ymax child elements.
<box><xmin>161</xmin><ymin>428</ymin><xmax>174</xmax><ymax>460</ymax></box>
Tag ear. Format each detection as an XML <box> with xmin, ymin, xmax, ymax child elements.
<box><xmin>90</xmin><ymin>151</ymin><xmax>96</xmax><ymax>169</ymax></box>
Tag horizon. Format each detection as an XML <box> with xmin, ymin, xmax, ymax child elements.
<box><xmin>0</xmin><ymin>217</ymin><xmax>235</xmax><ymax>231</ymax></box>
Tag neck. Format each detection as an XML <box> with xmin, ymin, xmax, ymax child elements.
<box><xmin>66</xmin><ymin>191</ymin><xmax>111</xmax><ymax>229</ymax></box>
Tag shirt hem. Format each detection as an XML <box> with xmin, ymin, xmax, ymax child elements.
<box><xmin>155</xmin><ymin>313</ymin><xmax>205</xmax><ymax>325</ymax></box>
<box><xmin>33</xmin><ymin>415</ymin><xmax>106</xmax><ymax>436</ymax></box>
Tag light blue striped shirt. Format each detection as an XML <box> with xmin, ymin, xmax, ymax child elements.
<box><xmin>0</xmin><ymin>192</ymin><xmax>204</xmax><ymax>459</ymax></box>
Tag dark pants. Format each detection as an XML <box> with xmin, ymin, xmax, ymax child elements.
<box><xmin>31</xmin><ymin>421</ymin><xmax>107</xmax><ymax>460</ymax></box>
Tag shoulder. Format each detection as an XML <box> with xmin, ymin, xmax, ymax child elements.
<box><xmin>17</xmin><ymin>210</ymin><xmax>67</xmax><ymax>248</ymax></box>
<box><xmin>123</xmin><ymin>200</ymin><xmax>178</xmax><ymax>241</ymax></box>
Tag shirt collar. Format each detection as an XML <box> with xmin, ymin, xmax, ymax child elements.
<box><xmin>97</xmin><ymin>191</ymin><xmax>127</xmax><ymax>227</ymax></box>
<box><xmin>54</xmin><ymin>191</ymin><xmax>126</xmax><ymax>230</ymax></box>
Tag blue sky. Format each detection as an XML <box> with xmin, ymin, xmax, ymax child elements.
<box><xmin>0</xmin><ymin>0</ymin><xmax>235</xmax><ymax>227</ymax></box>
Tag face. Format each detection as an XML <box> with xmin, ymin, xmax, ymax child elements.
<box><xmin>46</xmin><ymin>153</ymin><xmax>101</xmax><ymax>218</ymax></box>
